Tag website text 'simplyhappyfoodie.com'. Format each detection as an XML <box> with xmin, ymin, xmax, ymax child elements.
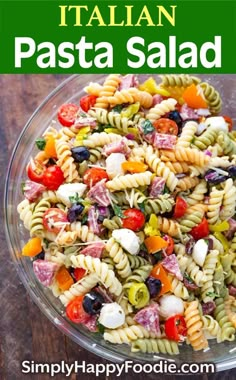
<box><xmin>21</xmin><ymin>360</ymin><xmax>215</xmax><ymax>376</ymax></box>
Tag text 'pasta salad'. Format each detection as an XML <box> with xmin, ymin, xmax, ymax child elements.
<box><xmin>17</xmin><ymin>74</ymin><xmax>236</xmax><ymax>356</ymax></box>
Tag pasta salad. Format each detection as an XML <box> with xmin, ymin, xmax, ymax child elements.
<box><xmin>17</xmin><ymin>74</ymin><xmax>236</xmax><ymax>356</ymax></box>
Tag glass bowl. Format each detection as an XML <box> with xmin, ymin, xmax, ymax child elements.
<box><xmin>4</xmin><ymin>74</ymin><xmax>236</xmax><ymax>371</ymax></box>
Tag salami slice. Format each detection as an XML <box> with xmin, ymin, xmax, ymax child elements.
<box><xmin>162</xmin><ymin>254</ymin><xmax>183</xmax><ymax>281</ymax></box>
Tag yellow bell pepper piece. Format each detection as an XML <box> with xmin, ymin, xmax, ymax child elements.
<box><xmin>76</xmin><ymin>127</ymin><xmax>90</xmax><ymax>138</ymax></box>
<box><xmin>139</xmin><ymin>77</ymin><xmax>170</xmax><ymax>96</ymax></box>
<box><xmin>74</xmin><ymin>127</ymin><xmax>90</xmax><ymax>146</ymax></box>
<box><xmin>144</xmin><ymin>214</ymin><xmax>160</xmax><ymax>237</ymax></box>
<box><xmin>214</xmin><ymin>232</ymin><xmax>229</xmax><ymax>252</ymax></box>
<box><xmin>104</xmin><ymin>128</ymin><xmax>122</xmax><ymax>135</ymax></box>
<box><xmin>22</xmin><ymin>237</ymin><xmax>42</xmax><ymax>257</ymax></box>
<box><xmin>122</xmin><ymin>161</ymin><xmax>148</xmax><ymax>173</ymax></box>
<box><xmin>120</xmin><ymin>102</ymin><xmax>140</xmax><ymax>119</ymax></box>
<box><xmin>126</xmin><ymin>127</ymin><xmax>138</xmax><ymax>136</ymax></box>
<box><xmin>209</xmin><ymin>221</ymin><xmax>229</xmax><ymax>233</ymax></box>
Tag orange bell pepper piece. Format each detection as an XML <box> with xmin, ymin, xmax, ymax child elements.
<box><xmin>55</xmin><ymin>266</ymin><xmax>74</xmax><ymax>291</ymax></box>
<box><xmin>151</xmin><ymin>263</ymin><xmax>171</xmax><ymax>295</ymax></box>
<box><xmin>122</xmin><ymin>161</ymin><xmax>148</xmax><ymax>173</ymax></box>
<box><xmin>144</xmin><ymin>236</ymin><xmax>168</xmax><ymax>254</ymax></box>
<box><xmin>182</xmin><ymin>84</ymin><xmax>208</xmax><ymax>109</ymax></box>
<box><xmin>22</xmin><ymin>237</ymin><xmax>42</xmax><ymax>257</ymax></box>
<box><xmin>45</xmin><ymin>136</ymin><xmax>57</xmax><ymax>158</ymax></box>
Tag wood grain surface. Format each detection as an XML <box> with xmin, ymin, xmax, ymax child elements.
<box><xmin>0</xmin><ymin>75</ymin><xmax>235</xmax><ymax>380</ymax></box>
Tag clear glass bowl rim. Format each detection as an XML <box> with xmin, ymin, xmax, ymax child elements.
<box><xmin>4</xmin><ymin>74</ymin><xmax>236</xmax><ymax>371</ymax></box>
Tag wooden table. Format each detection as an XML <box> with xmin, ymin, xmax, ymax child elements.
<box><xmin>0</xmin><ymin>75</ymin><xmax>235</xmax><ymax>380</ymax></box>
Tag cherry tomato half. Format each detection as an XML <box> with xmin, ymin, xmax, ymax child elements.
<box><xmin>66</xmin><ymin>295</ymin><xmax>90</xmax><ymax>324</ymax></box>
<box><xmin>27</xmin><ymin>159</ymin><xmax>46</xmax><ymax>183</ymax></box>
<box><xmin>190</xmin><ymin>218</ymin><xmax>209</xmax><ymax>240</ymax></box>
<box><xmin>122</xmin><ymin>208</ymin><xmax>145</xmax><ymax>232</ymax></box>
<box><xmin>43</xmin><ymin>208</ymin><xmax>68</xmax><ymax>234</ymax></box>
<box><xmin>73</xmin><ymin>268</ymin><xmax>86</xmax><ymax>282</ymax></box>
<box><xmin>57</xmin><ymin>103</ymin><xmax>79</xmax><ymax>127</ymax></box>
<box><xmin>42</xmin><ymin>165</ymin><xmax>64</xmax><ymax>190</ymax></box>
<box><xmin>163</xmin><ymin>235</ymin><xmax>174</xmax><ymax>255</ymax></box>
<box><xmin>80</xmin><ymin>95</ymin><xmax>97</xmax><ymax>113</ymax></box>
<box><xmin>173</xmin><ymin>197</ymin><xmax>188</xmax><ymax>219</ymax></box>
<box><xmin>165</xmin><ymin>314</ymin><xmax>187</xmax><ymax>342</ymax></box>
<box><xmin>83</xmin><ymin>168</ymin><xmax>109</xmax><ymax>188</ymax></box>
<box><xmin>223</xmin><ymin>115</ymin><xmax>233</xmax><ymax>132</ymax></box>
<box><xmin>153</xmin><ymin>118</ymin><xmax>178</xmax><ymax>135</ymax></box>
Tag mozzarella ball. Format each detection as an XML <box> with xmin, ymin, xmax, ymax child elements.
<box><xmin>159</xmin><ymin>295</ymin><xmax>184</xmax><ymax>319</ymax></box>
<box><xmin>112</xmin><ymin>228</ymin><xmax>140</xmax><ymax>255</ymax></box>
<box><xmin>98</xmin><ymin>302</ymin><xmax>125</xmax><ymax>329</ymax></box>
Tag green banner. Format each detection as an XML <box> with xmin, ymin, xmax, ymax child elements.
<box><xmin>0</xmin><ymin>0</ymin><xmax>235</xmax><ymax>73</ymax></box>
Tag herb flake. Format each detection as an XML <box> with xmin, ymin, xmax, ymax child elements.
<box><xmin>141</xmin><ymin>120</ymin><xmax>155</xmax><ymax>135</ymax></box>
<box><xmin>69</xmin><ymin>193</ymin><xmax>83</xmax><ymax>204</ymax></box>
<box><xmin>112</xmin><ymin>105</ymin><xmax>123</xmax><ymax>113</ymax></box>
<box><xmin>94</xmin><ymin>124</ymin><xmax>107</xmax><ymax>133</ymax></box>
<box><xmin>205</xmin><ymin>291</ymin><xmax>220</xmax><ymax>298</ymax></box>
<box><xmin>35</xmin><ymin>138</ymin><xmax>46</xmax><ymax>151</ymax></box>
<box><xmin>138</xmin><ymin>201</ymin><xmax>146</xmax><ymax>214</ymax></box>
<box><xmin>113</xmin><ymin>204</ymin><xmax>125</xmax><ymax>218</ymax></box>
<box><xmin>153</xmin><ymin>251</ymin><xmax>163</xmax><ymax>262</ymax></box>
<box><xmin>184</xmin><ymin>272</ymin><xmax>194</xmax><ymax>284</ymax></box>
<box><xmin>163</xmin><ymin>185</ymin><xmax>170</xmax><ymax>194</ymax></box>
<box><xmin>97</xmin><ymin>322</ymin><xmax>105</xmax><ymax>334</ymax></box>
<box><xmin>81</xmin><ymin>214</ymin><xmax>88</xmax><ymax>225</ymax></box>
<box><xmin>21</xmin><ymin>181</ymin><xmax>25</xmax><ymax>194</ymax></box>
<box><xmin>43</xmin><ymin>238</ymin><xmax>49</xmax><ymax>249</ymax></box>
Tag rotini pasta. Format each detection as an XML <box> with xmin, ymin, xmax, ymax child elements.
<box><xmin>217</xmin><ymin>132</ymin><xmax>236</xmax><ymax>155</ymax></box>
<box><xmin>131</xmin><ymin>338</ymin><xmax>179</xmax><ymax>355</ymax></box>
<box><xmin>176</xmin><ymin>121</ymin><xmax>198</xmax><ymax>148</ymax></box>
<box><xmin>30</xmin><ymin>198</ymin><xmax>51</xmax><ymax>237</ymax></box>
<box><xmin>144</xmin><ymin>146</ymin><xmax>178</xmax><ymax>191</ymax></box>
<box><xmin>88</xmin><ymin>108</ymin><xmax>134</xmax><ymax>134</ymax></box>
<box><xmin>184</xmin><ymin>300</ymin><xmax>208</xmax><ymax>351</ymax></box>
<box><xmin>179</xmin><ymin>204</ymin><xmax>205</xmax><ymax>233</ymax></box>
<box><xmin>193</xmin><ymin>127</ymin><xmax>218</xmax><ymax>150</ymax></box>
<box><xmin>56</xmin><ymin>139</ymin><xmax>79</xmax><ymax>182</ymax></box>
<box><xmin>201</xmin><ymin>250</ymin><xmax>219</xmax><ymax>302</ymax></box>
<box><xmin>159</xmin><ymin>74</ymin><xmax>200</xmax><ymax>88</ymax></box>
<box><xmin>160</xmin><ymin>147</ymin><xmax>210</xmax><ymax>167</ymax></box>
<box><xmin>146</xmin><ymin>98</ymin><xmax>177</xmax><ymax>123</ymax></box>
<box><xmin>70</xmin><ymin>254</ymin><xmax>122</xmax><ymax>296</ymax></box>
<box><xmin>59</xmin><ymin>274</ymin><xmax>99</xmax><ymax>306</ymax></box>
<box><xmin>220</xmin><ymin>178</ymin><xmax>236</xmax><ymax>220</ymax></box>
<box><xmin>95</xmin><ymin>74</ymin><xmax>121</xmax><ymax>109</ymax></box>
<box><xmin>104</xmin><ymin>324</ymin><xmax>158</xmax><ymax>344</ymax></box>
<box><xmin>106</xmin><ymin>171</ymin><xmax>153</xmax><ymax>192</ymax></box>
<box><xmin>202</xmin><ymin>315</ymin><xmax>221</xmax><ymax>339</ymax></box>
<box><xmin>168</xmin><ymin>275</ymin><xmax>189</xmax><ymax>300</ymax></box>
<box><xmin>83</xmin><ymin>132</ymin><xmax>123</xmax><ymax>148</ymax></box>
<box><xmin>207</xmin><ymin>187</ymin><xmax>224</xmax><ymax>225</ymax></box>
<box><xmin>184</xmin><ymin>180</ymin><xmax>207</xmax><ymax>206</ymax></box>
<box><xmin>214</xmin><ymin>298</ymin><xmax>235</xmax><ymax>342</ymax></box>
<box><xmin>70</xmin><ymin>222</ymin><xmax>101</xmax><ymax>242</ymax></box>
<box><xmin>123</xmin><ymin>265</ymin><xmax>152</xmax><ymax>291</ymax></box>
<box><xmin>176</xmin><ymin>176</ymin><xmax>200</xmax><ymax>192</ymax></box>
<box><xmin>17</xmin><ymin>199</ymin><xmax>35</xmax><ymax>230</ymax></box>
<box><xmin>106</xmin><ymin>237</ymin><xmax>132</xmax><ymax>278</ymax></box>
<box><xmin>199</xmin><ymin>82</ymin><xmax>222</xmax><ymax>114</ymax></box>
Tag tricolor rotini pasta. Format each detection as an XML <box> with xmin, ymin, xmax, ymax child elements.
<box><xmin>17</xmin><ymin>74</ymin><xmax>236</xmax><ymax>357</ymax></box>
